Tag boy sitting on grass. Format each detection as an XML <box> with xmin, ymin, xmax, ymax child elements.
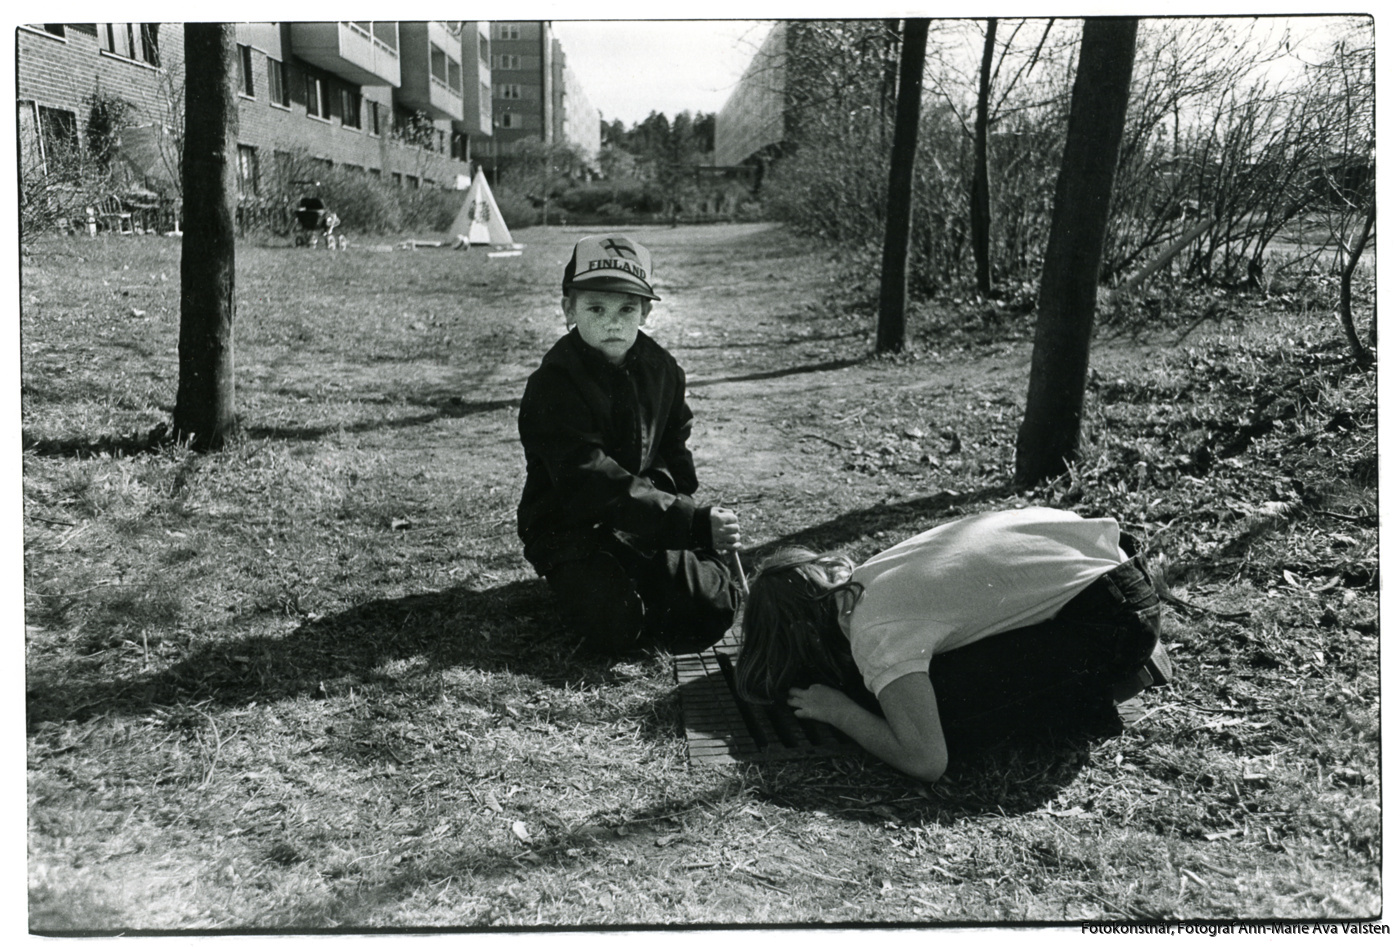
<box><xmin>517</xmin><ymin>234</ymin><xmax>741</xmax><ymax>655</ymax></box>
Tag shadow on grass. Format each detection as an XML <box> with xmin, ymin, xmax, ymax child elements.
<box><xmin>671</xmin><ymin>329</ymin><xmax>868</xmax><ymax>353</ymax></box>
<box><xmin>746</xmin><ymin>482</ymin><xmax>1018</xmax><ymax>562</ymax></box>
<box><xmin>24</xmin><ymin>578</ymin><xmax>630</xmax><ymax>726</ymax></box>
<box><xmin>244</xmin><ymin>394</ymin><xmax>518</xmax><ymax>442</ymax></box>
<box><xmin>688</xmin><ymin>357</ymin><xmax>866</xmax><ymax>389</ymax></box>
<box><xmin>23</xmin><ymin>423</ymin><xmax>172</xmax><ymax>459</ymax></box>
<box><xmin>747</xmin><ymin>727</ymin><xmax>1110</xmax><ymax>823</ymax></box>
<box><xmin>23</xmin><ymin>392</ymin><xmax>517</xmax><ymax>455</ymax></box>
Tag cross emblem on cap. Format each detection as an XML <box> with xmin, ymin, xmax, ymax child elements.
<box><xmin>599</xmin><ymin>238</ymin><xmax>638</xmax><ymax>260</ymax></box>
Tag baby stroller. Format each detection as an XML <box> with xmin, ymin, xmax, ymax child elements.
<box><xmin>293</xmin><ymin>196</ymin><xmax>341</xmax><ymax>248</ymax></box>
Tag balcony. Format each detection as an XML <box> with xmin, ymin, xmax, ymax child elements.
<box><xmin>451</xmin><ymin>22</ymin><xmax>493</xmax><ymax>136</ymax></box>
<box><xmin>289</xmin><ymin>21</ymin><xmax>400</xmax><ymax>87</ymax></box>
<box><xmin>397</xmin><ymin>22</ymin><xmax>463</xmax><ymax>121</ymax></box>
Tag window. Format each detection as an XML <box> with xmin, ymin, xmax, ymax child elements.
<box><xmin>306</xmin><ymin>75</ymin><xmax>330</xmax><ymax>119</ymax></box>
<box><xmin>495</xmin><ymin>54</ymin><xmax>521</xmax><ymax>70</ymax></box>
<box><xmin>37</xmin><ymin>105</ymin><xmax>80</xmax><ymax>170</ymax></box>
<box><xmin>498</xmin><ymin>112</ymin><xmax>516</xmax><ymax>129</ymax></box>
<box><xmin>497</xmin><ymin>24</ymin><xmax>520</xmax><ymax>40</ymax></box>
<box><xmin>448</xmin><ymin>60</ymin><xmax>462</xmax><ymax>95</ymax></box>
<box><xmin>237</xmin><ymin>45</ymin><xmax>256</xmax><ymax>98</ymax></box>
<box><xmin>497</xmin><ymin>83</ymin><xmax>522</xmax><ymax>100</ymax></box>
<box><xmin>478</xmin><ymin>35</ymin><xmax>489</xmax><ymax>63</ymax></box>
<box><xmin>430</xmin><ymin>44</ymin><xmax>448</xmax><ymax>83</ymax></box>
<box><xmin>392</xmin><ymin>172</ymin><xmax>402</xmax><ymax>188</ymax></box>
<box><xmin>25</xmin><ymin>24</ymin><xmax>66</xmax><ymax>38</ymax></box>
<box><xmin>340</xmin><ymin>87</ymin><xmax>362</xmax><ymax>129</ymax></box>
<box><xmin>267</xmin><ymin>58</ymin><xmax>289</xmax><ymax>107</ymax></box>
<box><xmin>99</xmin><ymin>23</ymin><xmax>159</xmax><ymax>65</ymax></box>
<box><xmin>139</xmin><ymin>24</ymin><xmax>159</xmax><ymax>65</ymax></box>
<box><xmin>367</xmin><ymin>101</ymin><xmax>382</xmax><ymax>136</ymax></box>
<box><xmin>100</xmin><ymin>23</ymin><xmax>135</xmax><ymax>58</ymax></box>
<box><xmin>237</xmin><ymin>144</ymin><xmax>259</xmax><ymax>195</ymax></box>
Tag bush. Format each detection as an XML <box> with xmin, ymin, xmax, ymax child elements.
<box><xmin>487</xmin><ymin>186</ymin><xmax>539</xmax><ymax>230</ymax></box>
<box><xmin>403</xmin><ymin>186</ymin><xmax>460</xmax><ymax>233</ymax></box>
<box><xmin>314</xmin><ymin>169</ymin><xmax>405</xmax><ymax>234</ymax></box>
<box><xmin>235</xmin><ymin>149</ymin><xmax>482</xmax><ymax>238</ymax></box>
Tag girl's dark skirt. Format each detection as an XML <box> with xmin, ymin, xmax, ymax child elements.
<box><xmin>926</xmin><ymin>555</ymin><xmax>1162</xmax><ymax>755</ymax></box>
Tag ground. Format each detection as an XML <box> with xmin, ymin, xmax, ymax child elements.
<box><xmin>20</xmin><ymin>222</ymin><xmax>1380</xmax><ymax>929</ymax></box>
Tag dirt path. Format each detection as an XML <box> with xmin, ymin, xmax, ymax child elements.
<box><xmin>334</xmin><ymin>221</ymin><xmax>1024</xmax><ymax>568</ymax></box>
<box><xmin>339</xmin><ymin>220</ymin><xmax>1176</xmax><ymax>572</ymax></box>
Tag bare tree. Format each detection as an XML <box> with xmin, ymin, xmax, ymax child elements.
<box><xmin>970</xmin><ymin>19</ymin><xmax>997</xmax><ymax>297</ymax></box>
<box><xmin>173</xmin><ymin>23</ymin><xmax>240</xmax><ymax>450</ymax></box>
<box><xmin>876</xmin><ymin>18</ymin><xmax>930</xmax><ymax>353</ymax></box>
<box><xmin>1303</xmin><ymin>21</ymin><xmax>1375</xmax><ymax>365</ymax></box>
<box><xmin>1015</xmin><ymin>18</ymin><xmax>1137</xmax><ymax>486</ymax></box>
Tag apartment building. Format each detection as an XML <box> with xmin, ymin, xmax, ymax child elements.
<box><xmin>714</xmin><ymin>22</ymin><xmax>787</xmax><ymax>169</ymax></box>
<box><xmin>487</xmin><ymin>21</ymin><xmax>598</xmax><ymax>169</ymax></box>
<box><xmin>553</xmin><ymin>41</ymin><xmax>600</xmax><ymax>163</ymax></box>
<box><xmin>17</xmin><ymin>20</ymin><xmax>494</xmax><ymax>215</ymax></box>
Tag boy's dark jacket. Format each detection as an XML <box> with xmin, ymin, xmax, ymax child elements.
<box><xmin>517</xmin><ymin>327</ymin><xmax>713</xmax><ymax>573</ymax></box>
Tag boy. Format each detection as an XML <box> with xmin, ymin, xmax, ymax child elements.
<box><xmin>517</xmin><ymin>234</ymin><xmax>741</xmax><ymax>655</ymax></box>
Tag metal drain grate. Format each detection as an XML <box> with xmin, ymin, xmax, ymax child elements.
<box><xmin>674</xmin><ymin>630</ymin><xmax>859</xmax><ymax>764</ymax></box>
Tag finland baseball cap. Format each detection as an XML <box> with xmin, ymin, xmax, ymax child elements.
<box><xmin>562</xmin><ymin>234</ymin><xmax>660</xmax><ymax>300</ymax></box>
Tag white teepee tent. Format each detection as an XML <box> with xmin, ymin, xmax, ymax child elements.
<box><xmin>449</xmin><ymin>168</ymin><xmax>517</xmax><ymax>248</ymax></box>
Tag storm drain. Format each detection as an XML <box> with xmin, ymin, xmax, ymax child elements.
<box><xmin>674</xmin><ymin>631</ymin><xmax>859</xmax><ymax>764</ymax></box>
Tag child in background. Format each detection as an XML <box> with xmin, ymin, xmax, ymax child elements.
<box><xmin>735</xmin><ymin>507</ymin><xmax>1172</xmax><ymax>782</ymax></box>
<box><xmin>517</xmin><ymin>234</ymin><xmax>741</xmax><ymax>655</ymax></box>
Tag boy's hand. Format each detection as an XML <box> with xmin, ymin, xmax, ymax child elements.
<box><xmin>710</xmin><ymin>507</ymin><xmax>741</xmax><ymax>553</ymax></box>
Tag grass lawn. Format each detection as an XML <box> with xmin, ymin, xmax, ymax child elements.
<box><xmin>21</xmin><ymin>223</ymin><xmax>1379</xmax><ymax>930</ymax></box>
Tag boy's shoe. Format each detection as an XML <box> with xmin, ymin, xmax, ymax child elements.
<box><xmin>1111</xmin><ymin>640</ymin><xmax>1173</xmax><ymax>703</ymax></box>
<box><xmin>1144</xmin><ymin>639</ymin><xmax>1173</xmax><ymax>686</ymax></box>
<box><xmin>1115</xmin><ymin>696</ymin><xmax>1149</xmax><ymax>727</ymax></box>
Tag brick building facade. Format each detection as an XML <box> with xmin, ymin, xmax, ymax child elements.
<box><xmin>17</xmin><ymin>21</ymin><xmax>490</xmax><ymax>225</ymax></box>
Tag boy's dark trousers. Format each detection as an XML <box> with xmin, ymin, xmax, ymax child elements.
<box><xmin>926</xmin><ymin>552</ymin><xmax>1163</xmax><ymax>756</ymax></box>
<box><xmin>539</xmin><ymin>527</ymin><xmax>738</xmax><ymax>655</ymax></box>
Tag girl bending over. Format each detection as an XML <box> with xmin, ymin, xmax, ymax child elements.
<box><xmin>735</xmin><ymin>507</ymin><xmax>1171</xmax><ymax>782</ymax></box>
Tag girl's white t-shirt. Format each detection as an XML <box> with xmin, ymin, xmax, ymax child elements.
<box><xmin>842</xmin><ymin>507</ymin><xmax>1128</xmax><ymax>697</ymax></box>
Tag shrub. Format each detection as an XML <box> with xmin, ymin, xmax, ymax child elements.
<box><xmin>487</xmin><ymin>186</ymin><xmax>539</xmax><ymax>230</ymax></box>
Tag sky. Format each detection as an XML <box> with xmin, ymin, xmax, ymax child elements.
<box><xmin>548</xmin><ymin>20</ymin><xmax>774</xmax><ymax>127</ymax></box>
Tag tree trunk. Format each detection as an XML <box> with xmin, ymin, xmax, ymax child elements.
<box><xmin>174</xmin><ymin>23</ymin><xmax>239</xmax><ymax>450</ymax></box>
<box><xmin>971</xmin><ymin>18</ymin><xmax>997</xmax><ymax>298</ymax></box>
<box><xmin>1338</xmin><ymin>205</ymin><xmax>1375</xmax><ymax>369</ymax></box>
<box><xmin>1014</xmin><ymin>18</ymin><xmax>1137</xmax><ymax>486</ymax></box>
<box><xmin>875</xmin><ymin>18</ymin><xmax>930</xmax><ymax>354</ymax></box>
<box><xmin>880</xmin><ymin>19</ymin><xmax>901</xmax><ymax>141</ymax></box>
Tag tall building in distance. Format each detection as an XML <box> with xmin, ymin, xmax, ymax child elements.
<box><xmin>714</xmin><ymin>22</ymin><xmax>788</xmax><ymax>170</ymax></box>
<box><xmin>487</xmin><ymin>21</ymin><xmax>599</xmax><ymax>170</ymax></box>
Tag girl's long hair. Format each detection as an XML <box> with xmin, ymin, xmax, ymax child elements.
<box><xmin>734</xmin><ymin>547</ymin><xmax>864</xmax><ymax>705</ymax></box>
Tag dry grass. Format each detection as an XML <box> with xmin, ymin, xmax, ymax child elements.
<box><xmin>22</xmin><ymin>224</ymin><xmax>1379</xmax><ymax>931</ymax></box>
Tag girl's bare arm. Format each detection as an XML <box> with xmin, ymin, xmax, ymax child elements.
<box><xmin>787</xmin><ymin>672</ymin><xmax>948</xmax><ymax>782</ymax></box>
